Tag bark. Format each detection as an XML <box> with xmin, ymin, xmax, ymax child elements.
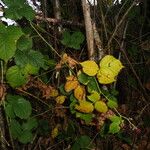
<box><xmin>81</xmin><ymin>0</ymin><xmax>95</xmax><ymax>60</ymax></box>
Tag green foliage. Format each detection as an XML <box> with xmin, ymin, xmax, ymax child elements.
<box><xmin>71</xmin><ymin>135</ymin><xmax>93</xmax><ymax>150</ymax></box>
<box><xmin>15</xmin><ymin>49</ymin><xmax>45</xmax><ymax>68</ymax></box>
<box><xmin>0</xmin><ymin>24</ymin><xmax>23</xmax><ymax>62</ymax></box>
<box><xmin>17</xmin><ymin>35</ymin><xmax>33</xmax><ymax>51</ymax></box>
<box><xmin>5</xmin><ymin>95</ymin><xmax>32</xmax><ymax>119</ymax></box>
<box><xmin>6</xmin><ymin>66</ymin><xmax>28</xmax><ymax>88</ymax></box>
<box><xmin>3</xmin><ymin>0</ymin><xmax>35</xmax><ymax>20</ymax></box>
<box><xmin>61</xmin><ymin>30</ymin><xmax>84</xmax><ymax>50</ymax></box>
<box><xmin>109</xmin><ymin>116</ymin><xmax>123</xmax><ymax>134</ymax></box>
<box><xmin>5</xmin><ymin>95</ymin><xmax>37</xmax><ymax>144</ymax></box>
<box><xmin>13</xmin><ymin>97</ymin><xmax>32</xmax><ymax>119</ymax></box>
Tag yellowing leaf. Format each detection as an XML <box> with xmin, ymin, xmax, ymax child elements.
<box><xmin>51</xmin><ymin>124</ymin><xmax>60</xmax><ymax>139</ymax></box>
<box><xmin>65</xmin><ymin>75</ymin><xmax>79</xmax><ymax>92</ymax></box>
<box><xmin>87</xmin><ymin>91</ymin><xmax>100</xmax><ymax>103</ymax></box>
<box><xmin>94</xmin><ymin>101</ymin><xmax>108</xmax><ymax>113</ymax></box>
<box><xmin>100</xmin><ymin>55</ymin><xmax>124</xmax><ymax>75</ymax></box>
<box><xmin>80</xmin><ymin>60</ymin><xmax>99</xmax><ymax>76</ymax></box>
<box><xmin>49</xmin><ymin>88</ymin><xmax>59</xmax><ymax>97</ymax></box>
<box><xmin>97</xmin><ymin>68</ymin><xmax>116</xmax><ymax>84</ymax></box>
<box><xmin>75</xmin><ymin>101</ymin><xmax>94</xmax><ymax>113</ymax></box>
<box><xmin>74</xmin><ymin>85</ymin><xmax>86</xmax><ymax>101</ymax></box>
<box><xmin>56</xmin><ymin>95</ymin><xmax>66</xmax><ymax>104</ymax></box>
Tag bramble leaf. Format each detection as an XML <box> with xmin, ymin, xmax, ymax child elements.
<box><xmin>6</xmin><ymin>66</ymin><xmax>28</xmax><ymax>88</ymax></box>
<box><xmin>0</xmin><ymin>24</ymin><xmax>23</xmax><ymax>62</ymax></box>
<box><xmin>75</xmin><ymin>101</ymin><xmax>94</xmax><ymax>113</ymax></box>
<box><xmin>80</xmin><ymin>60</ymin><xmax>99</xmax><ymax>76</ymax></box>
<box><xmin>94</xmin><ymin>101</ymin><xmax>108</xmax><ymax>113</ymax></box>
<box><xmin>3</xmin><ymin>0</ymin><xmax>35</xmax><ymax>21</ymax></box>
<box><xmin>74</xmin><ymin>85</ymin><xmax>86</xmax><ymax>101</ymax></box>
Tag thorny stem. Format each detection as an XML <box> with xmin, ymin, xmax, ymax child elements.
<box><xmin>30</xmin><ymin>22</ymin><xmax>61</xmax><ymax>58</ymax></box>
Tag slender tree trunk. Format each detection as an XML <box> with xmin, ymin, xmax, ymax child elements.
<box><xmin>81</xmin><ymin>0</ymin><xmax>95</xmax><ymax>60</ymax></box>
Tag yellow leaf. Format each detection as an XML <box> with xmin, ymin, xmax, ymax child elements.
<box><xmin>49</xmin><ymin>88</ymin><xmax>59</xmax><ymax>97</ymax></box>
<box><xmin>65</xmin><ymin>75</ymin><xmax>79</xmax><ymax>92</ymax></box>
<box><xmin>51</xmin><ymin>124</ymin><xmax>60</xmax><ymax>139</ymax></box>
<box><xmin>80</xmin><ymin>60</ymin><xmax>99</xmax><ymax>76</ymax></box>
<box><xmin>74</xmin><ymin>85</ymin><xmax>86</xmax><ymax>101</ymax></box>
<box><xmin>100</xmin><ymin>55</ymin><xmax>124</xmax><ymax>75</ymax></box>
<box><xmin>87</xmin><ymin>91</ymin><xmax>100</xmax><ymax>103</ymax></box>
<box><xmin>97</xmin><ymin>68</ymin><xmax>116</xmax><ymax>84</ymax></box>
<box><xmin>75</xmin><ymin>101</ymin><xmax>94</xmax><ymax>113</ymax></box>
<box><xmin>94</xmin><ymin>101</ymin><xmax>108</xmax><ymax>113</ymax></box>
<box><xmin>56</xmin><ymin>95</ymin><xmax>66</xmax><ymax>104</ymax></box>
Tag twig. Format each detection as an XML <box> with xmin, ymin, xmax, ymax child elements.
<box><xmin>30</xmin><ymin>22</ymin><xmax>61</xmax><ymax>58</ymax></box>
<box><xmin>107</xmin><ymin>0</ymin><xmax>137</xmax><ymax>52</ymax></box>
<box><xmin>35</xmin><ymin>16</ymin><xmax>84</xmax><ymax>27</ymax></box>
<box><xmin>16</xmin><ymin>88</ymin><xmax>51</xmax><ymax>108</ymax></box>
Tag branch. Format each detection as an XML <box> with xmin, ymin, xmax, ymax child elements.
<box><xmin>35</xmin><ymin>16</ymin><xmax>84</xmax><ymax>27</ymax></box>
<box><xmin>107</xmin><ymin>0</ymin><xmax>137</xmax><ymax>52</ymax></box>
<box><xmin>81</xmin><ymin>0</ymin><xmax>95</xmax><ymax>60</ymax></box>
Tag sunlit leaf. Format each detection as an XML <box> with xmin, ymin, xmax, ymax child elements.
<box><xmin>74</xmin><ymin>85</ymin><xmax>86</xmax><ymax>101</ymax></box>
<box><xmin>94</xmin><ymin>101</ymin><xmax>108</xmax><ymax>113</ymax></box>
<box><xmin>97</xmin><ymin>67</ymin><xmax>116</xmax><ymax>84</ymax></box>
<box><xmin>75</xmin><ymin>101</ymin><xmax>94</xmax><ymax>113</ymax></box>
<box><xmin>99</xmin><ymin>55</ymin><xmax>124</xmax><ymax>74</ymax></box>
<box><xmin>80</xmin><ymin>60</ymin><xmax>99</xmax><ymax>76</ymax></box>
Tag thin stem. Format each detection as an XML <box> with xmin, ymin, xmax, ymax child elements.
<box><xmin>30</xmin><ymin>22</ymin><xmax>61</xmax><ymax>58</ymax></box>
<box><xmin>107</xmin><ymin>0</ymin><xmax>136</xmax><ymax>52</ymax></box>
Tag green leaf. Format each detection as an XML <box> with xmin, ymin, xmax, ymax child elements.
<box><xmin>78</xmin><ymin>72</ymin><xmax>90</xmax><ymax>85</ymax></box>
<box><xmin>18</xmin><ymin>131</ymin><xmax>33</xmax><ymax>144</ymax></box>
<box><xmin>23</xmin><ymin>64</ymin><xmax>39</xmax><ymax>75</ymax></box>
<box><xmin>87</xmin><ymin>91</ymin><xmax>100</xmax><ymax>103</ymax></box>
<box><xmin>22</xmin><ymin>118</ymin><xmax>38</xmax><ymax>131</ymax></box>
<box><xmin>107</xmin><ymin>95</ymin><xmax>118</xmax><ymax>109</ymax></box>
<box><xmin>61</xmin><ymin>31</ymin><xmax>84</xmax><ymax>50</ymax></box>
<box><xmin>6</xmin><ymin>66</ymin><xmax>28</xmax><ymax>88</ymax></box>
<box><xmin>13</xmin><ymin>97</ymin><xmax>32</xmax><ymax>119</ymax></box>
<box><xmin>0</xmin><ymin>24</ymin><xmax>23</xmax><ymax>62</ymax></box>
<box><xmin>5</xmin><ymin>104</ymin><xmax>16</xmax><ymax>118</ymax></box>
<box><xmin>109</xmin><ymin>122</ymin><xmax>121</xmax><ymax>134</ymax></box>
<box><xmin>71</xmin><ymin>135</ymin><xmax>92</xmax><ymax>150</ymax></box>
<box><xmin>87</xmin><ymin>77</ymin><xmax>99</xmax><ymax>93</ymax></box>
<box><xmin>10</xmin><ymin>119</ymin><xmax>22</xmax><ymax>139</ymax></box>
<box><xmin>3</xmin><ymin>0</ymin><xmax>35</xmax><ymax>21</ymax></box>
<box><xmin>17</xmin><ymin>35</ymin><xmax>33</xmax><ymax>51</ymax></box>
<box><xmin>15</xmin><ymin>49</ymin><xmax>45</xmax><ymax>68</ymax></box>
<box><xmin>76</xmin><ymin>112</ymin><xmax>94</xmax><ymax>124</ymax></box>
<box><xmin>109</xmin><ymin>115</ymin><xmax>122</xmax><ymax>123</ymax></box>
